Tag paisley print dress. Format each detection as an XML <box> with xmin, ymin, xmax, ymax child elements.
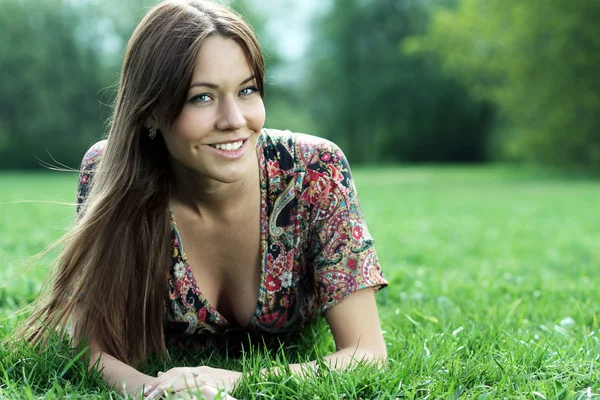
<box><xmin>76</xmin><ymin>129</ymin><xmax>387</xmax><ymax>353</ymax></box>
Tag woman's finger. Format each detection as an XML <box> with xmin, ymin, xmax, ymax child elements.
<box><xmin>145</xmin><ymin>374</ymin><xmax>201</xmax><ymax>399</ymax></box>
<box><xmin>179</xmin><ymin>384</ymin><xmax>238</xmax><ymax>400</ymax></box>
<box><xmin>145</xmin><ymin>386</ymin><xmax>172</xmax><ymax>400</ymax></box>
<box><xmin>145</xmin><ymin>382</ymin><xmax>238</xmax><ymax>400</ymax></box>
<box><xmin>145</xmin><ymin>367</ymin><xmax>196</xmax><ymax>397</ymax></box>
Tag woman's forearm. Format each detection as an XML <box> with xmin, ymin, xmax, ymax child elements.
<box><xmin>267</xmin><ymin>346</ymin><xmax>387</xmax><ymax>377</ymax></box>
<box><xmin>90</xmin><ymin>351</ymin><xmax>157</xmax><ymax>396</ymax></box>
<box><xmin>322</xmin><ymin>346</ymin><xmax>386</xmax><ymax>369</ymax></box>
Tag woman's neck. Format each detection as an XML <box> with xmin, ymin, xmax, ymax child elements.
<box><xmin>169</xmin><ymin>157</ymin><xmax>260</xmax><ymax>219</ymax></box>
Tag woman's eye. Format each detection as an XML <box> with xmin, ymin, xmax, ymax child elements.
<box><xmin>240</xmin><ymin>86</ymin><xmax>258</xmax><ymax>97</ymax></box>
<box><xmin>190</xmin><ymin>94</ymin><xmax>212</xmax><ymax>104</ymax></box>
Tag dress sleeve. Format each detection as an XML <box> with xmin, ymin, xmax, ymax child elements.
<box><xmin>76</xmin><ymin>141</ymin><xmax>106</xmax><ymax>218</ymax></box>
<box><xmin>305</xmin><ymin>142</ymin><xmax>388</xmax><ymax>314</ymax></box>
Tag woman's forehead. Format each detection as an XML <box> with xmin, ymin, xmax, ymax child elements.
<box><xmin>189</xmin><ymin>36</ymin><xmax>254</xmax><ymax>87</ymax></box>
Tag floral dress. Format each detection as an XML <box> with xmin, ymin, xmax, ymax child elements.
<box><xmin>77</xmin><ymin>129</ymin><xmax>387</xmax><ymax>353</ymax></box>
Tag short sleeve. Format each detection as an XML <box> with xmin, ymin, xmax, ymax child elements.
<box><xmin>76</xmin><ymin>141</ymin><xmax>106</xmax><ymax>218</ymax></box>
<box><xmin>306</xmin><ymin>143</ymin><xmax>387</xmax><ymax>313</ymax></box>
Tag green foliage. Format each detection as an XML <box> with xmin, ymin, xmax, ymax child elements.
<box><xmin>0</xmin><ymin>0</ymin><xmax>115</xmax><ymax>170</ymax></box>
<box><xmin>2</xmin><ymin>168</ymin><xmax>600</xmax><ymax>397</ymax></box>
<box><xmin>2</xmin><ymin>0</ymin><xmax>598</xmax><ymax>170</ymax></box>
<box><xmin>405</xmin><ymin>0</ymin><xmax>600</xmax><ymax>168</ymax></box>
<box><xmin>306</xmin><ymin>0</ymin><xmax>493</xmax><ymax>164</ymax></box>
<box><xmin>227</xmin><ymin>0</ymin><xmax>283</xmax><ymax>70</ymax></box>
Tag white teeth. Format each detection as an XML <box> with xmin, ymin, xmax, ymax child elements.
<box><xmin>211</xmin><ymin>140</ymin><xmax>243</xmax><ymax>151</ymax></box>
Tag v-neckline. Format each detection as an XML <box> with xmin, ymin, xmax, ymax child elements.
<box><xmin>168</xmin><ymin>131</ymin><xmax>268</xmax><ymax>330</ymax></box>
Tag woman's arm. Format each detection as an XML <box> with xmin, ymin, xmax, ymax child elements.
<box><xmin>270</xmin><ymin>288</ymin><xmax>387</xmax><ymax>376</ymax></box>
<box><xmin>323</xmin><ymin>287</ymin><xmax>387</xmax><ymax>365</ymax></box>
<box><xmin>291</xmin><ymin>140</ymin><xmax>387</xmax><ymax>373</ymax></box>
<box><xmin>87</xmin><ymin>343</ymin><xmax>241</xmax><ymax>399</ymax></box>
<box><xmin>91</xmin><ymin>353</ymin><xmax>239</xmax><ymax>400</ymax></box>
<box><xmin>71</xmin><ymin>307</ymin><xmax>156</xmax><ymax>396</ymax></box>
<box><xmin>89</xmin><ymin>350</ymin><xmax>157</xmax><ymax>396</ymax></box>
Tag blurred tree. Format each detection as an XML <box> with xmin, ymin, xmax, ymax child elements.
<box><xmin>405</xmin><ymin>0</ymin><xmax>600</xmax><ymax>168</ymax></box>
<box><xmin>0</xmin><ymin>0</ymin><xmax>112</xmax><ymax>169</ymax></box>
<box><xmin>305</xmin><ymin>0</ymin><xmax>493</xmax><ymax>164</ymax></box>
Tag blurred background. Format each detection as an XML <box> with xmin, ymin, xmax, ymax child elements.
<box><xmin>0</xmin><ymin>0</ymin><xmax>598</xmax><ymax>171</ymax></box>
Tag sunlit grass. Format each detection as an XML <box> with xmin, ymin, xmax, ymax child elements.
<box><xmin>1</xmin><ymin>165</ymin><xmax>600</xmax><ymax>398</ymax></box>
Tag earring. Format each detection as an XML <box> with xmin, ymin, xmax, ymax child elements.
<box><xmin>148</xmin><ymin>127</ymin><xmax>156</xmax><ymax>140</ymax></box>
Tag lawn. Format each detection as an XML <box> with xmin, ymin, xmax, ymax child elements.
<box><xmin>1</xmin><ymin>166</ymin><xmax>599</xmax><ymax>399</ymax></box>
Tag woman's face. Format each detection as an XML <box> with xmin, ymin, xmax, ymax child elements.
<box><xmin>161</xmin><ymin>35</ymin><xmax>266</xmax><ymax>184</ymax></box>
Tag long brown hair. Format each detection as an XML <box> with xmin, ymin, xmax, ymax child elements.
<box><xmin>19</xmin><ymin>0</ymin><xmax>265</xmax><ymax>367</ymax></box>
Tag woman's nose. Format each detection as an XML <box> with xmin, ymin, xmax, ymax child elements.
<box><xmin>216</xmin><ymin>95</ymin><xmax>246</xmax><ymax>131</ymax></box>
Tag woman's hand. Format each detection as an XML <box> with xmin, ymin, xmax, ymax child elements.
<box><xmin>143</xmin><ymin>366</ymin><xmax>241</xmax><ymax>399</ymax></box>
<box><xmin>146</xmin><ymin>384</ymin><xmax>235</xmax><ymax>399</ymax></box>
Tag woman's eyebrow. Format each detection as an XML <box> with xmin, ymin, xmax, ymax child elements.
<box><xmin>189</xmin><ymin>75</ymin><xmax>256</xmax><ymax>90</ymax></box>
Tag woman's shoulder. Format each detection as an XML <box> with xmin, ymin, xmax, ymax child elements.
<box><xmin>260</xmin><ymin>128</ymin><xmax>347</xmax><ymax>170</ymax></box>
<box><xmin>77</xmin><ymin>140</ymin><xmax>106</xmax><ymax>214</ymax></box>
<box><xmin>261</xmin><ymin>128</ymin><xmax>340</xmax><ymax>151</ymax></box>
<box><xmin>81</xmin><ymin>140</ymin><xmax>107</xmax><ymax>167</ymax></box>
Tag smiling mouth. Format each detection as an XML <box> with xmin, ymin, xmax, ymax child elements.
<box><xmin>208</xmin><ymin>140</ymin><xmax>245</xmax><ymax>151</ymax></box>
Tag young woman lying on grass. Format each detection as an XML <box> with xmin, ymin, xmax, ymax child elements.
<box><xmin>18</xmin><ymin>0</ymin><xmax>387</xmax><ymax>398</ymax></box>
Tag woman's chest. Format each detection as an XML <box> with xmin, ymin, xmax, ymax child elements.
<box><xmin>166</xmin><ymin>175</ymin><xmax>321</xmax><ymax>335</ymax></box>
<box><xmin>176</xmin><ymin>215</ymin><xmax>262</xmax><ymax>328</ymax></box>
<box><xmin>166</xmin><ymin>218</ymin><xmax>318</xmax><ymax>336</ymax></box>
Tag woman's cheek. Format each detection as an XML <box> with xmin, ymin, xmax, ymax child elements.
<box><xmin>171</xmin><ymin>109</ymin><xmax>212</xmax><ymax>141</ymax></box>
<box><xmin>249</xmin><ymin>100</ymin><xmax>266</xmax><ymax>132</ymax></box>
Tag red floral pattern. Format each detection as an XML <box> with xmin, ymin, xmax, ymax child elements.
<box><xmin>76</xmin><ymin>129</ymin><xmax>387</xmax><ymax>353</ymax></box>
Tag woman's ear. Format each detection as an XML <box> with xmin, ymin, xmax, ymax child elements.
<box><xmin>144</xmin><ymin>116</ymin><xmax>156</xmax><ymax>130</ymax></box>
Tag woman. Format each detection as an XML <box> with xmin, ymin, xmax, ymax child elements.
<box><xmin>20</xmin><ymin>0</ymin><xmax>387</xmax><ymax>398</ymax></box>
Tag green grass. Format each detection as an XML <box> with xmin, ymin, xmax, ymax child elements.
<box><xmin>1</xmin><ymin>165</ymin><xmax>600</xmax><ymax>399</ymax></box>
